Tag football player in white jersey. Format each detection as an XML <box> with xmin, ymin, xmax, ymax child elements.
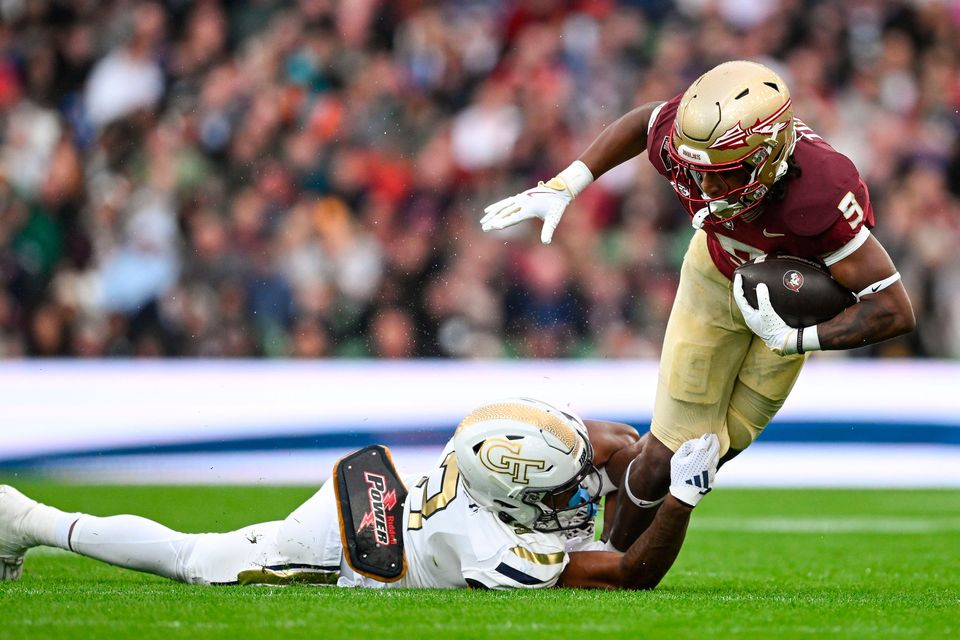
<box><xmin>0</xmin><ymin>398</ymin><xmax>718</xmax><ymax>590</ymax></box>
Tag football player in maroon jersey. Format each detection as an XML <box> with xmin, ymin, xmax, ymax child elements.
<box><xmin>480</xmin><ymin>60</ymin><xmax>915</xmax><ymax>550</ymax></box>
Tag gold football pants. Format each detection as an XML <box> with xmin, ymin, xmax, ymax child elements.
<box><xmin>650</xmin><ymin>231</ymin><xmax>806</xmax><ymax>456</ymax></box>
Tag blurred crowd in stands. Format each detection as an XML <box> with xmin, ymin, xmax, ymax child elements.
<box><xmin>1</xmin><ymin>0</ymin><xmax>959</xmax><ymax>359</ymax></box>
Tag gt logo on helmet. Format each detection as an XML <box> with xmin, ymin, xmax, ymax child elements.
<box><xmin>479</xmin><ymin>438</ymin><xmax>547</xmax><ymax>484</ymax></box>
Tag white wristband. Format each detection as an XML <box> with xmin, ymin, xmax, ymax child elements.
<box><xmin>556</xmin><ymin>160</ymin><xmax>594</xmax><ymax>198</ymax></box>
<box><xmin>797</xmin><ymin>325</ymin><xmax>820</xmax><ymax>354</ymax></box>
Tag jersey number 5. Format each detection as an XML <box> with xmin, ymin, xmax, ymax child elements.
<box><xmin>407</xmin><ymin>452</ymin><xmax>460</xmax><ymax>530</ymax></box>
<box><xmin>838</xmin><ymin>192</ymin><xmax>864</xmax><ymax>230</ymax></box>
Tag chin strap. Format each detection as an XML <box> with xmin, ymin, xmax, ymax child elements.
<box><xmin>691</xmin><ymin>200</ymin><xmax>743</xmax><ymax>230</ymax></box>
<box><xmin>691</xmin><ymin>207</ymin><xmax>710</xmax><ymax>230</ymax></box>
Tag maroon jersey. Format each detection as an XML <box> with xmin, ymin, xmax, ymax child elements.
<box><xmin>647</xmin><ymin>95</ymin><xmax>875</xmax><ymax>280</ymax></box>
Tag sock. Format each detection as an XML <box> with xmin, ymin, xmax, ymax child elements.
<box><xmin>17</xmin><ymin>501</ymin><xmax>78</xmax><ymax>550</ymax></box>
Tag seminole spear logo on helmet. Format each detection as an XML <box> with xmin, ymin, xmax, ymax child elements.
<box><xmin>708</xmin><ymin>101</ymin><xmax>792</xmax><ymax>151</ymax></box>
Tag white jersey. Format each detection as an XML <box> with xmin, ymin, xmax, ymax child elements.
<box><xmin>338</xmin><ymin>440</ymin><xmax>602</xmax><ymax>589</ymax></box>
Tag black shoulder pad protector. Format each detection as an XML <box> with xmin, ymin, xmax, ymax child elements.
<box><xmin>334</xmin><ymin>445</ymin><xmax>408</xmax><ymax>582</ymax></box>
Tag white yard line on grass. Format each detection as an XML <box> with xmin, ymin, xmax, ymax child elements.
<box><xmin>694</xmin><ymin>516</ymin><xmax>960</xmax><ymax>534</ymax></box>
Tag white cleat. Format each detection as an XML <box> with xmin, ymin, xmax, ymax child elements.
<box><xmin>0</xmin><ymin>485</ymin><xmax>41</xmax><ymax>581</ymax></box>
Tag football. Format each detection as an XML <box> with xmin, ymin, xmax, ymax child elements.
<box><xmin>735</xmin><ymin>255</ymin><xmax>857</xmax><ymax>328</ymax></box>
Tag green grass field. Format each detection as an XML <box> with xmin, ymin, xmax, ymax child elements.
<box><xmin>1</xmin><ymin>482</ymin><xmax>958</xmax><ymax>639</ymax></box>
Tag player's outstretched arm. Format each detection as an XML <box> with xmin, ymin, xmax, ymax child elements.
<box><xmin>558</xmin><ymin>497</ymin><xmax>693</xmax><ymax>590</ymax></box>
<box><xmin>481</xmin><ymin>102</ymin><xmax>664</xmax><ymax>244</ymax></box>
<box><xmin>577</xmin><ymin>101</ymin><xmax>665</xmax><ymax>179</ymax></box>
<box><xmin>557</xmin><ymin>434</ymin><xmax>719</xmax><ymax>590</ymax></box>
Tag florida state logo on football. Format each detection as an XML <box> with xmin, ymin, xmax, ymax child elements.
<box><xmin>783</xmin><ymin>270</ymin><xmax>804</xmax><ymax>293</ymax></box>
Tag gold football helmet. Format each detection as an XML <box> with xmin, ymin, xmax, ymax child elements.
<box><xmin>664</xmin><ymin>60</ymin><xmax>796</xmax><ymax>226</ymax></box>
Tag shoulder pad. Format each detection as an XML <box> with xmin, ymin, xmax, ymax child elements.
<box><xmin>780</xmin><ymin>142</ymin><xmax>863</xmax><ymax>237</ymax></box>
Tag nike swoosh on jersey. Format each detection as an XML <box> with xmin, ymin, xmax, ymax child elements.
<box><xmin>762</xmin><ymin>229</ymin><xmax>786</xmax><ymax>238</ymax></box>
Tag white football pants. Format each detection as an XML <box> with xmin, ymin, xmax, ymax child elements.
<box><xmin>59</xmin><ymin>479</ymin><xmax>343</xmax><ymax>585</ymax></box>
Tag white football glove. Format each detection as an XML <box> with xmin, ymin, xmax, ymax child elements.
<box><xmin>669</xmin><ymin>434</ymin><xmax>720</xmax><ymax>507</ymax></box>
<box><xmin>733</xmin><ymin>273</ymin><xmax>798</xmax><ymax>356</ymax></box>
<box><xmin>480</xmin><ymin>161</ymin><xmax>593</xmax><ymax>244</ymax></box>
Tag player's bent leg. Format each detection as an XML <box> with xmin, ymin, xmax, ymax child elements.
<box><xmin>610</xmin><ymin>231</ymin><xmax>753</xmax><ymax>552</ymax></box>
<box><xmin>651</xmin><ymin>231</ymin><xmax>756</xmax><ymax>459</ymax></box>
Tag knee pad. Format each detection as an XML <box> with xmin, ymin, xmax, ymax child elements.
<box><xmin>726</xmin><ymin>383</ymin><xmax>786</xmax><ymax>451</ymax></box>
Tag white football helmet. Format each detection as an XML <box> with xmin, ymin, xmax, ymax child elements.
<box><xmin>453</xmin><ymin>397</ymin><xmax>601</xmax><ymax>532</ymax></box>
